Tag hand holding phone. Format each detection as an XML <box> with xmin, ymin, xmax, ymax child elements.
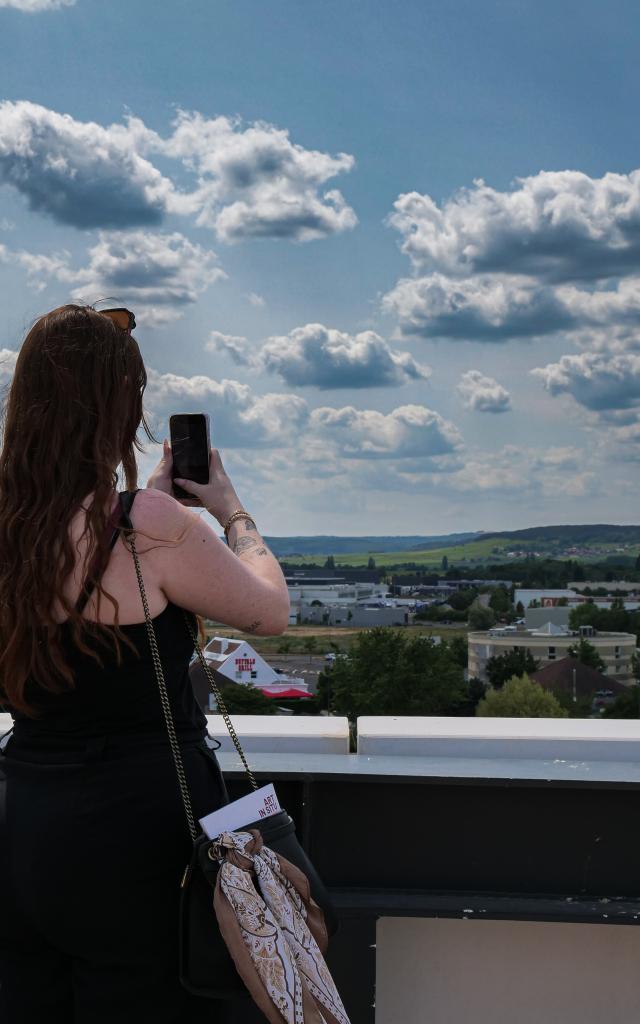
<box><xmin>168</xmin><ymin>413</ymin><xmax>243</xmax><ymax>525</ymax></box>
<box><xmin>169</xmin><ymin>413</ymin><xmax>211</xmax><ymax>501</ymax></box>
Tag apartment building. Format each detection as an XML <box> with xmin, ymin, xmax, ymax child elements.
<box><xmin>468</xmin><ymin>624</ymin><xmax>637</xmax><ymax>685</ymax></box>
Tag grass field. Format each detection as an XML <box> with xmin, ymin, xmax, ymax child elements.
<box><xmin>282</xmin><ymin>536</ymin><xmax>532</xmax><ymax>569</ymax></box>
<box><xmin>282</xmin><ymin>537</ymin><xmax>640</xmax><ymax>569</ymax></box>
<box><xmin>204</xmin><ymin>622</ymin><xmax>469</xmax><ymax>655</ymax></box>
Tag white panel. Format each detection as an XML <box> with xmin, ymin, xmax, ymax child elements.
<box><xmin>376</xmin><ymin>917</ymin><xmax>640</xmax><ymax>1024</ymax></box>
<box><xmin>357</xmin><ymin>715</ymin><xmax>640</xmax><ymax>760</ymax></box>
<box><xmin>206</xmin><ymin>714</ymin><xmax>350</xmax><ymax>753</ymax></box>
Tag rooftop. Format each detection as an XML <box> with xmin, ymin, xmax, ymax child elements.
<box><xmin>3</xmin><ymin>711</ymin><xmax>640</xmax><ymax>1023</ymax></box>
<box><xmin>531</xmin><ymin>656</ymin><xmax>627</xmax><ymax>697</ymax></box>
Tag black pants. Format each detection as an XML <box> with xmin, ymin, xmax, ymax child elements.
<box><xmin>0</xmin><ymin>732</ymin><xmax>231</xmax><ymax>1023</ymax></box>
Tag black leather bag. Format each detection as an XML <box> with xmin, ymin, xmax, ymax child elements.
<box><xmin>121</xmin><ymin>491</ymin><xmax>338</xmax><ymax>1001</ymax></box>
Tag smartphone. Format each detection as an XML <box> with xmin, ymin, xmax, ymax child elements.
<box><xmin>169</xmin><ymin>413</ymin><xmax>211</xmax><ymax>501</ymax></box>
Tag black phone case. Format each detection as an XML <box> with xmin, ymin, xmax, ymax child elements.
<box><xmin>170</xmin><ymin>414</ymin><xmax>210</xmax><ymax>500</ymax></box>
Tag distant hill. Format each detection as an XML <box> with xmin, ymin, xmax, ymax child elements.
<box><xmin>263</xmin><ymin>532</ymin><xmax>481</xmax><ymax>557</ymax></box>
<box><xmin>265</xmin><ymin>523</ymin><xmax>640</xmax><ymax>567</ymax></box>
<box><xmin>482</xmin><ymin>524</ymin><xmax>640</xmax><ymax>545</ymax></box>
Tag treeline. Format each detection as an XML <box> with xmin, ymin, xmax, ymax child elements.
<box><xmin>410</xmin><ymin>558</ymin><xmax>640</xmax><ymax>586</ymax></box>
<box><xmin>316</xmin><ymin>629</ymin><xmax>483</xmax><ymax>718</ymax></box>
<box><xmin>569</xmin><ymin>600</ymin><xmax>640</xmax><ymax>644</ymax></box>
<box><xmin>281</xmin><ymin>556</ymin><xmax>640</xmax><ymax>584</ymax></box>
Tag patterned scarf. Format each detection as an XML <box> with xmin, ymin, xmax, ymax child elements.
<box><xmin>211</xmin><ymin>829</ymin><xmax>351</xmax><ymax>1024</ymax></box>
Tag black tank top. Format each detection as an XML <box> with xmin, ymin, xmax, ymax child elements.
<box><xmin>9</xmin><ymin>490</ymin><xmax>206</xmax><ymax>746</ymax></box>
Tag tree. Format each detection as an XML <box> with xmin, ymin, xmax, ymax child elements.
<box><xmin>489</xmin><ymin>586</ymin><xmax>511</xmax><ymax>616</ymax></box>
<box><xmin>325</xmin><ymin>555</ymin><xmax>335</xmax><ymax>569</ymax></box>
<box><xmin>277</xmin><ymin>639</ymin><xmax>293</xmax><ymax>654</ymax></box>
<box><xmin>367</xmin><ymin>556</ymin><xmax>376</xmax><ymax>570</ymax></box>
<box><xmin>447</xmin><ymin>635</ymin><xmax>468</xmax><ymax>669</ymax></box>
<box><xmin>553</xmin><ymin>689</ymin><xmax>594</xmax><ymax>719</ymax></box>
<box><xmin>303</xmin><ymin>636</ymin><xmax>318</xmax><ymax>661</ymax></box>
<box><xmin>477</xmin><ymin>674</ymin><xmax>567</xmax><ymax>718</ymax></box>
<box><xmin>602</xmin><ymin>689</ymin><xmax>640</xmax><ymax>719</ymax></box>
<box><xmin>468</xmin><ymin>605</ymin><xmax>496</xmax><ymax>630</ymax></box>
<box><xmin>326</xmin><ymin>628</ymin><xmax>469</xmax><ymax>718</ymax></box>
<box><xmin>217</xmin><ymin>683</ymin><xmax>277</xmax><ymax>714</ymax></box>
<box><xmin>485</xmin><ymin>648</ymin><xmax>539</xmax><ymax>689</ymax></box>
<box><xmin>566</xmin><ymin>638</ymin><xmax>606</xmax><ymax>673</ymax></box>
<box><xmin>448</xmin><ymin>588</ymin><xmax>478</xmax><ymax>611</ymax></box>
<box><xmin>441</xmin><ymin>555</ymin><xmax>449</xmax><ymax>571</ymax></box>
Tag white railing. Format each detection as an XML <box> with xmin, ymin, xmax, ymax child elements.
<box><xmin>357</xmin><ymin>715</ymin><xmax>640</xmax><ymax>761</ymax></box>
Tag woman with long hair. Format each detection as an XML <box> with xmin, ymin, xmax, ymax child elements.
<box><xmin>0</xmin><ymin>304</ymin><xmax>290</xmax><ymax>1022</ymax></box>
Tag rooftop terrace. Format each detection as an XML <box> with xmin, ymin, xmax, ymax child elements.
<box><xmin>3</xmin><ymin>712</ymin><xmax>640</xmax><ymax>1023</ymax></box>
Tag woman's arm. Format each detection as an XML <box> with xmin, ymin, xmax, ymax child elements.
<box><xmin>150</xmin><ymin>495</ymin><xmax>290</xmax><ymax>635</ymax></box>
<box><xmin>144</xmin><ymin>444</ymin><xmax>290</xmax><ymax>635</ymax></box>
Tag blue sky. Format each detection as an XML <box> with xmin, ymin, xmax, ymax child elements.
<box><xmin>1</xmin><ymin>0</ymin><xmax>640</xmax><ymax>535</ymax></box>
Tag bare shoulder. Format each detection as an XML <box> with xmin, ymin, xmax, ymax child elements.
<box><xmin>131</xmin><ymin>487</ymin><xmax>200</xmax><ymax>545</ymax></box>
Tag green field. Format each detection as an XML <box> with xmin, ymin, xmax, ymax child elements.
<box><xmin>283</xmin><ymin>536</ymin><xmax>640</xmax><ymax>569</ymax></box>
<box><xmin>205</xmin><ymin>622</ymin><xmax>469</xmax><ymax>655</ymax></box>
<box><xmin>283</xmin><ymin>537</ymin><xmax>539</xmax><ymax>567</ymax></box>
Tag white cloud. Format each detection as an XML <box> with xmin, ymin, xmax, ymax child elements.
<box><xmin>558</xmin><ymin>277</ymin><xmax>640</xmax><ymax>327</ymax></box>
<box><xmin>205</xmin><ymin>322</ymin><xmax>431</xmax><ymax>388</ymax></box>
<box><xmin>259</xmin><ymin>323</ymin><xmax>431</xmax><ymax>388</ymax></box>
<box><xmin>246</xmin><ymin>292</ymin><xmax>265</xmax><ymax>307</ymax></box>
<box><xmin>0</xmin><ymin>101</ymin><xmax>173</xmax><ymax>228</ymax></box>
<box><xmin>0</xmin><ymin>242</ymin><xmax>75</xmax><ymax>291</ymax></box>
<box><xmin>383</xmin><ymin>272</ymin><xmax>572</xmax><ymax>340</ymax></box>
<box><xmin>457</xmin><ymin>370</ymin><xmax>512</xmax><ymax>413</ymax></box>
<box><xmin>1</xmin><ymin>231</ymin><xmax>225</xmax><ymax>324</ymax></box>
<box><xmin>434</xmin><ymin>444</ymin><xmax>599</xmax><ymax>500</ymax></box>
<box><xmin>145</xmin><ymin>368</ymin><xmax>308</xmax><ymax>448</ymax></box>
<box><xmin>205</xmin><ymin>331</ymin><xmax>255</xmax><ymax>367</ymax></box>
<box><xmin>310</xmin><ymin>403</ymin><xmax>462</xmax><ymax>459</ymax></box>
<box><xmin>0</xmin><ymin>0</ymin><xmax>74</xmax><ymax>9</ymax></box>
<box><xmin>0</xmin><ymin>348</ymin><xmax>18</xmax><ymax>381</ymax></box>
<box><xmin>383</xmin><ymin>270</ymin><xmax>640</xmax><ymax>344</ymax></box>
<box><xmin>387</xmin><ymin>170</ymin><xmax>640</xmax><ymax>282</ymax></box>
<box><xmin>161</xmin><ymin>110</ymin><xmax>357</xmax><ymax>242</ymax></box>
<box><xmin>0</xmin><ymin>101</ymin><xmax>356</xmax><ymax>243</ymax></box>
<box><xmin>72</xmin><ymin>231</ymin><xmax>226</xmax><ymax>325</ymax></box>
<box><xmin>531</xmin><ymin>351</ymin><xmax>640</xmax><ymax>413</ymax></box>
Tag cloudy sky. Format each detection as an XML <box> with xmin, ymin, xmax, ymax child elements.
<box><xmin>1</xmin><ymin>0</ymin><xmax>639</xmax><ymax>536</ymax></box>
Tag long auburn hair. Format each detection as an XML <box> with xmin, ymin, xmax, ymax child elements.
<box><xmin>0</xmin><ymin>303</ymin><xmax>198</xmax><ymax>717</ymax></box>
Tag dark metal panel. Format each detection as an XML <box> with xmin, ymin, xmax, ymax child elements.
<box><xmin>306</xmin><ymin>779</ymin><xmax>640</xmax><ymax>898</ymax></box>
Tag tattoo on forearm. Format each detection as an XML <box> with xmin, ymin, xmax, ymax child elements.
<box><xmin>256</xmin><ymin>547</ymin><xmax>267</xmax><ymax>556</ymax></box>
<box><xmin>233</xmin><ymin>535</ymin><xmax>259</xmax><ymax>556</ymax></box>
<box><xmin>244</xmin><ymin>519</ymin><xmax>257</xmax><ymax>531</ymax></box>
<box><xmin>242</xmin><ymin>620</ymin><xmax>261</xmax><ymax>634</ymax></box>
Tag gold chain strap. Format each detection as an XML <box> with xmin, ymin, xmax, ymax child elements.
<box><xmin>124</xmin><ymin>498</ymin><xmax>259</xmax><ymax>843</ymax></box>
<box><xmin>128</xmin><ymin>530</ymin><xmax>199</xmax><ymax>842</ymax></box>
<box><xmin>180</xmin><ymin>612</ymin><xmax>259</xmax><ymax>792</ymax></box>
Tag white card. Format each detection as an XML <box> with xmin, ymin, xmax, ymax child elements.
<box><xmin>199</xmin><ymin>784</ymin><xmax>281</xmax><ymax>839</ymax></box>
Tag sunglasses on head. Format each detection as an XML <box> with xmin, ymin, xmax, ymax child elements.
<box><xmin>98</xmin><ymin>307</ymin><xmax>136</xmax><ymax>333</ymax></box>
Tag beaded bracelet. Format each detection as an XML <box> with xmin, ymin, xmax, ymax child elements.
<box><xmin>223</xmin><ymin>509</ymin><xmax>256</xmax><ymax>541</ymax></box>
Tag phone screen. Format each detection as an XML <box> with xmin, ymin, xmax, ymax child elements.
<box><xmin>170</xmin><ymin>413</ymin><xmax>210</xmax><ymax>500</ymax></box>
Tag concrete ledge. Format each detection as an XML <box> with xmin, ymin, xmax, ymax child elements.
<box><xmin>0</xmin><ymin>712</ymin><xmax>350</xmax><ymax>755</ymax></box>
<box><xmin>357</xmin><ymin>716</ymin><xmax>640</xmax><ymax>761</ymax></box>
<box><xmin>206</xmin><ymin>714</ymin><xmax>350</xmax><ymax>753</ymax></box>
